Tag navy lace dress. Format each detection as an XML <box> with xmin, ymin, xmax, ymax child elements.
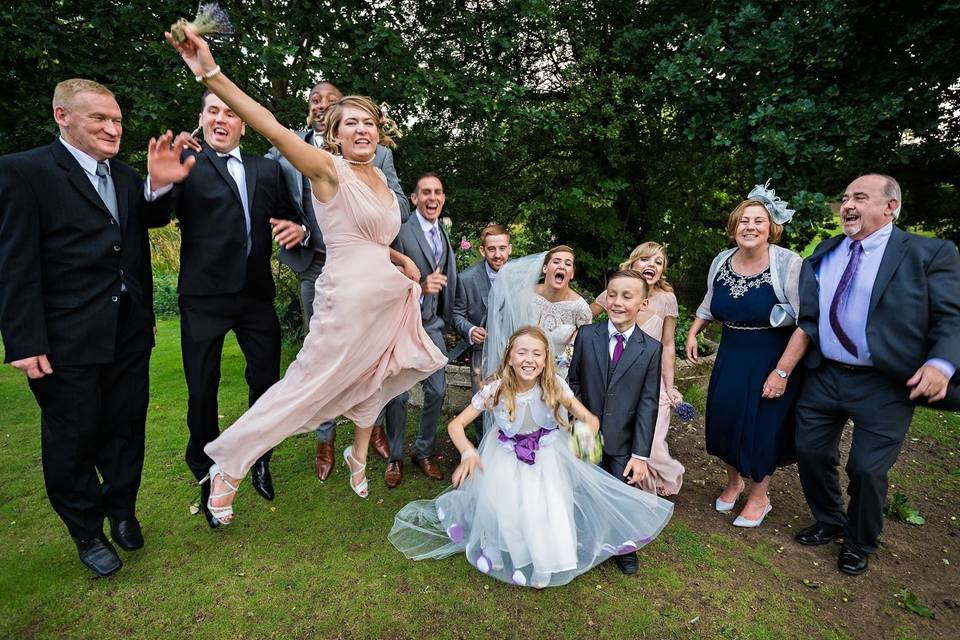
<box><xmin>704</xmin><ymin>258</ymin><xmax>800</xmax><ymax>481</ymax></box>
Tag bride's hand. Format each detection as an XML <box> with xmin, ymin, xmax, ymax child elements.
<box><xmin>164</xmin><ymin>25</ymin><xmax>217</xmax><ymax>78</ymax></box>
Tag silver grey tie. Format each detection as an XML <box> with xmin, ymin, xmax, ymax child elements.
<box><xmin>95</xmin><ymin>162</ymin><xmax>119</xmax><ymax>223</ymax></box>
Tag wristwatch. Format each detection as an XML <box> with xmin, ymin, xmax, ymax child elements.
<box><xmin>773</xmin><ymin>368</ymin><xmax>789</xmax><ymax>379</ymax></box>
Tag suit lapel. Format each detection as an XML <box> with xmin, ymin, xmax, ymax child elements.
<box><xmin>203</xmin><ymin>143</ymin><xmax>243</xmax><ymax>206</ymax></box>
<box><xmin>807</xmin><ymin>234</ymin><xmax>845</xmax><ymax>270</ymax></box>
<box><xmin>410</xmin><ymin>216</ymin><xmax>438</xmax><ymax>269</ymax></box>
<box><xmin>868</xmin><ymin>226</ymin><xmax>909</xmax><ymax>315</ymax></box>
<box><xmin>608</xmin><ymin>327</ymin><xmax>645</xmax><ymax>388</ymax></box>
<box><xmin>51</xmin><ymin>141</ymin><xmax>114</xmax><ymax>220</ymax></box>
<box><xmin>112</xmin><ymin>165</ymin><xmax>130</xmax><ymax>234</ymax></box>
<box><xmin>242</xmin><ymin>153</ymin><xmax>257</xmax><ymax>215</ymax></box>
<box><xmin>591</xmin><ymin>325</ymin><xmax>610</xmax><ymax>384</ymax></box>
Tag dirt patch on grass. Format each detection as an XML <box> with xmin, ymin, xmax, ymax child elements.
<box><xmin>663</xmin><ymin>414</ymin><xmax>959</xmax><ymax>639</ymax></box>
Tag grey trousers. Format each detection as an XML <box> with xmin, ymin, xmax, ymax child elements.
<box><xmin>297</xmin><ymin>257</ymin><xmax>337</xmax><ymax>443</ymax></box>
<box><xmin>382</xmin><ymin>323</ymin><xmax>447</xmax><ymax>461</ymax></box>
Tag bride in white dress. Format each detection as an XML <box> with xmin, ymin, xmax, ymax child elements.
<box><xmin>483</xmin><ymin>245</ymin><xmax>592</xmax><ymax>380</ymax></box>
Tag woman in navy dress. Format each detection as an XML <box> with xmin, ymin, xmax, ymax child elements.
<box><xmin>685</xmin><ymin>186</ymin><xmax>808</xmax><ymax>528</ymax></box>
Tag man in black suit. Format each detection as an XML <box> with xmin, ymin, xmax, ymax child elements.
<box><xmin>381</xmin><ymin>173</ymin><xmax>458</xmax><ymax>487</ymax></box>
<box><xmin>794</xmin><ymin>174</ymin><xmax>960</xmax><ymax>575</ymax></box>
<box><xmin>0</xmin><ymin>79</ymin><xmax>193</xmax><ymax>576</ymax></box>
<box><xmin>569</xmin><ymin>270</ymin><xmax>663</xmax><ymax>575</ymax></box>
<box><xmin>267</xmin><ymin>80</ymin><xmax>409</xmax><ymax>480</ymax></box>
<box><xmin>149</xmin><ymin>91</ymin><xmax>305</xmax><ymax>523</ymax></box>
<box><xmin>453</xmin><ymin>223</ymin><xmax>512</xmax><ymax>439</ymax></box>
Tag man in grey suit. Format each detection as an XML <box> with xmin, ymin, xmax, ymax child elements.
<box><xmin>267</xmin><ymin>80</ymin><xmax>409</xmax><ymax>481</ymax></box>
<box><xmin>452</xmin><ymin>223</ymin><xmax>512</xmax><ymax>438</ymax></box>
<box><xmin>381</xmin><ymin>172</ymin><xmax>459</xmax><ymax>487</ymax></box>
<box><xmin>793</xmin><ymin>174</ymin><xmax>960</xmax><ymax>576</ymax></box>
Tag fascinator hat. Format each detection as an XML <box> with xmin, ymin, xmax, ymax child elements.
<box><xmin>747</xmin><ymin>179</ymin><xmax>795</xmax><ymax>225</ymax></box>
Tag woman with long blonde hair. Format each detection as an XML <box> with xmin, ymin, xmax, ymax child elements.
<box><xmin>390</xmin><ymin>326</ymin><xmax>674</xmax><ymax>588</ymax></box>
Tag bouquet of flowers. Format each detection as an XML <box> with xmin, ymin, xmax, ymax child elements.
<box><xmin>569</xmin><ymin>419</ymin><xmax>603</xmax><ymax>464</ymax></box>
<box><xmin>170</xmin><ymin>3</ymin><xmax>234</xmax><ymax>43</ymax></box>
<box><xmin>673</xmin><ymin>401</ymin><xmax>697</xmax><ymax>422</ymax></box>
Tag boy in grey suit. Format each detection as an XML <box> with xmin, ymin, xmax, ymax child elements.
<box><xmin>453</xmin><ymin>224</ymin><xmax>512</xmax><ymax>438</ymax></box>
<box><xmin>569</xmin><ymin>270</ymin><xmax>662</xmax><ymax>575</ymax></box>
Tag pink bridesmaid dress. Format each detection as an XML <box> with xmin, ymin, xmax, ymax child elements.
<box><xmin>205</xmin><ymin>157</ymin><xmax>447</xmax><ymax>478</ymax></box>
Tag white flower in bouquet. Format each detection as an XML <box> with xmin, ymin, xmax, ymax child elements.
<box><xmin>569</xmin><ymin>419</ymin><xmax>603</xmax><ymax>464</ymax></box>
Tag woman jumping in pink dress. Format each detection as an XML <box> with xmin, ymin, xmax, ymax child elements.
<box><xmin>166</xmin><ymin>27</ymin><xmax>447</xmax><ymax>522</ymax></box>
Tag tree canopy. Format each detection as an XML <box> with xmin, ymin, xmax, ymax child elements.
<box><xmin>3</xmin><ymin>0</ymin><xmax>958</xmax><ymax>297</ymax></box>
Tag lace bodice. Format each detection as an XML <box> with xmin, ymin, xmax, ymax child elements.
<box><xmin>531</xmin><ymin>294</ymin><xmax>592</xmax><ymax>357</ymax></box>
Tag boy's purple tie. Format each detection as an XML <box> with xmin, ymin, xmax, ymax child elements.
<box><xmin>611</xmin><ymin>333</ymin><xmax>625</xmax><ymax>367</ymax></box>
<box><xmin>829</xmin><ymin>240</ymin><xmax>863</xmax><ymax>357</ymax></box>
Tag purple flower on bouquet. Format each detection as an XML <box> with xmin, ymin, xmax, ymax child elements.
<box><xmin>673</xmin><ymin>401</ymin><xmax>697</xmax><ymax>422</ymax></box>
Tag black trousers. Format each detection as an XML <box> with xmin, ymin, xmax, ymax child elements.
<box><xmin>601</xmin><ymin>452</ymin><xmax>632</xmax><ymax>485</ymax></box>
<box><xmin>795</xmin><ymin>362</ymin><xmax>915</xmax><ymax>555</ymax></box>
<box><xmin>29</xmin><ymin>329</ymin><xmax>150</xmax><ymax>541</ymax></box>
<box><xmin>178</xmin><ymin>292</ymin><xmax>280</xmax><ymax>480</ymax></box>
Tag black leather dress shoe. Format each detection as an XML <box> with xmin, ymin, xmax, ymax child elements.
<box><xmin>108</xmin><ymin>517</ymin><xmax>144</xmax><ymax>551</ymax></box>
<box><xmin>837</xmin><ymin>545</ymin><xmax>869</xmax><ymax>575</ymax></box>
<box><xmin>200</xmin><ymin>482</ymin><xmax>221</xmax><ymax>529</ymax></box>
<box><xmin>75</xmin><ymin>536</ymin><xmax>122</xmax><ymax>577</ymax></box>
<box><xmin>614</xmin><ymin>552</ymin><xmax>639</xmax><ymax>575</ymax></box>
<box><xmin>794</xmin><ymin>522</ymin><xmax>844</xmax><ymax>546</ymax></box>
<box><xmin>251</xmin><ymin>459</ymin><xmax>275</xmax><ymax>501</ymax></box>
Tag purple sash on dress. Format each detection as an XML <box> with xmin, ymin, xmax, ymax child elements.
<box><xmin>498</xmin><ymin>427</ymin><xmax>552</xmax><ymax>465</ymax></box>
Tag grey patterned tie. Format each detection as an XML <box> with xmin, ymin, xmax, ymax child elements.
<box><xmin>96</xmin><ymin>162</ymin><xmax>119</xmax><ymax>223</ymax></box>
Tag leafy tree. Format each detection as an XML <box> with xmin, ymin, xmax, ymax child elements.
<box><xmin>2</xmin><ymin>0</ymin><xmax>958</xmax><ymax>303</ymax></box>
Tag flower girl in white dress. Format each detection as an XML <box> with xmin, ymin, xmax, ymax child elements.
<box><xmin>389</xmin><ymin>326</ymin><xmax>674</xmax><ymax>588</ymax></box>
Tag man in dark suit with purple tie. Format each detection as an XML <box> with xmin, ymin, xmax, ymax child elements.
<box><xmin>794</xmin><ymin>174</ymin><xmax>960</xmax><ymax>575</ymax></box>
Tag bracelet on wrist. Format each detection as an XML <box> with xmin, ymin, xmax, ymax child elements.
<box><xmin>461</xmin><ymin>448</ymin><xmax>478</xmax><ymax>461</ymax></box>
<box><xmin>194</xmin><ymin>65</ymin><xmax>221</xmax><ymax>83</ymax></box>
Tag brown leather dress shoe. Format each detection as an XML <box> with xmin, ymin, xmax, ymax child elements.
<box><xmin>385</xmin><ymin>460</ymin><xmax>403</xmax><ymax>488</ymax></box>
<box><xmin>412</xmin><ymin>455</ymin><xmax>444</xmax><ymax>480</ymax></box>
<box><xmin>315</xmin><ymin>440</ymin><xmax>335</xmax><ymax>481</ymax></box>
<box><xmin>370</xmin><ymin>426</ymin><xmax>390</xmax><ymax>460</ymax></box>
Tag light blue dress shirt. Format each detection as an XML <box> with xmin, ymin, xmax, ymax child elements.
<box><xmin>816</xmin><ymin>223</ymin><xmax>955</xmax><ymax>378</ymax></box>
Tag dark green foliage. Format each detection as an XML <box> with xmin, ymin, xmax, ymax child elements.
<box><xmin>4</xmin><ymin>0</ymin><xmax>958</xmax><ymax>298</ymax></box>
<box><xmin>152</xmin><ymin>272</ymin><xmax>179</xmax><ymax>318</ymax></box>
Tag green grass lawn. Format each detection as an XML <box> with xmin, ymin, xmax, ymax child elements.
<box><xmin>1</xmin><ymin>318</ymin><xmax>956</xmax><ymax>639</ymax></box>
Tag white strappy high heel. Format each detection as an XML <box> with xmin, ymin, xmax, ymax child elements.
<box><xmin>200</xmin><ymin>464</ymin><xmax>239</xmax><ymax>525</ymax></box>
<box><xmin>343</xmin><ymin>446</ymin><xmax>369</xmax><ymax>498</ymax></box>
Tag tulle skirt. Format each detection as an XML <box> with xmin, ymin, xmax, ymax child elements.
<box><xmin>388</xmin><ymin>427</ymin><xmax>674</xmax><ymax>588</ymax></box>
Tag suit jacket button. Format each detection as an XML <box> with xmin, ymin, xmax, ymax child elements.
<box><xmin>110</xmin><ymin>219</ymin><xmax>116</xmax><ymax>225</ymax></box>
<box><xmin>111</xmin><ymin>296</ymin><xmax>119</xmax><ymax>302</ymax></box>
<box><xmin>113</xmin><ymin>245</ymin><xmax>121</xmax><ymax>252</ymax></box>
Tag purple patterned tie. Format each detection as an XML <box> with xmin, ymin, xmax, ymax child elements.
<box><xmin>611</xmin><ymin>333</ymin><xmax>626</xmax><ymax>367</ymax></box>
<box><xmin>429</xmin><ymin>226</ymin><xmax>442</xmax><ymax>265</ymax></box>
<box><xmin>828</xmin><ymin>240</ymin><xmax>863</xmax><ymax>357</ymax></box>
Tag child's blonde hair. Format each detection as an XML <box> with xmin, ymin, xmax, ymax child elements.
<box><xmin>489</xmin><ymin>326</ymin><xmax>569</xmax><ymax>430</ymax></box>
<box><xmin>618</xmin><ymin>241</ymin><xmax>673</xmax><ymax>293</ymax></box>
